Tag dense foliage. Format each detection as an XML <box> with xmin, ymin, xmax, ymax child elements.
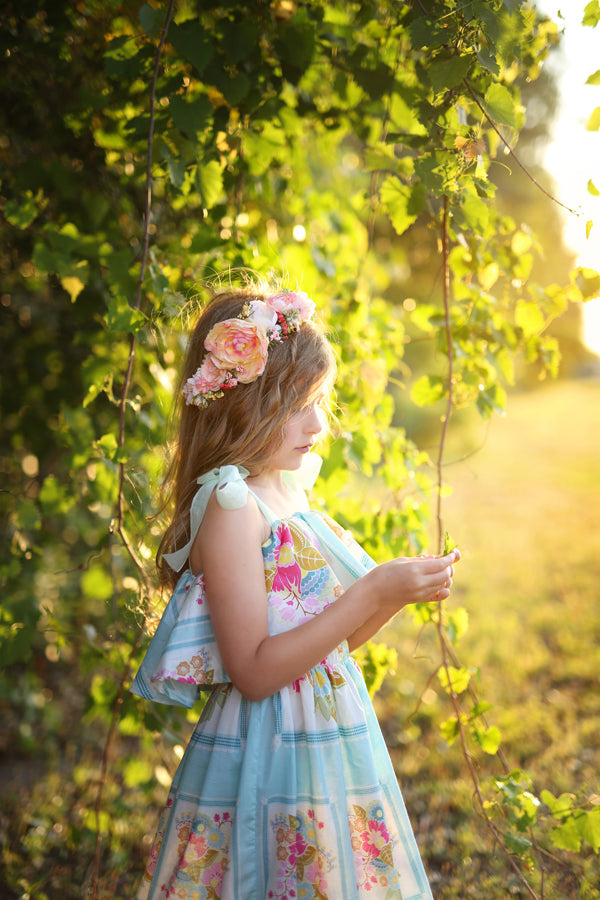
<box><xmin>2</xmin><ymin>1</ymin><xmax>600</xmax><ymax>897</ymax></box>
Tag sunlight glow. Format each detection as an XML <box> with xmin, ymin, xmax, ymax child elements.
<box><xmin>538</xmin><ymin>0</ymin><xmax>600</xmax><ymax>356</ymax></box>
<box><xmin>584</xmin><ymin>296</ymin><xmax>600</xmax><ymax>355</ymax></box>
<box><xmin>293</xmin><ymin>224</ymin><xmax>306</xmax><ymax>241</ymax></box>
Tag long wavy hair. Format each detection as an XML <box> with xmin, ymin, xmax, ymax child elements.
<box><xmin>157</xmin><ymin>287</ymin><xmax>336</xmax><ymax>587</ymax></box>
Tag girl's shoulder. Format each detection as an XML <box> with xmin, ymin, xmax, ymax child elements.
<box><xmin>191</xmin><ymin>488</ymin><xmax>269</xmax><ymax>572</ymax></box>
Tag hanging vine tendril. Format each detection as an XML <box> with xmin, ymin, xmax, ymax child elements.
<box><xmin>433</xmin><ymin>196</ymin><xmax>544</xmax><ymax>899</ymax></box>
<box><xmin>88</xmin><ymin>3</ymin><xmax>176</xmax><ymax>897</ymax></box>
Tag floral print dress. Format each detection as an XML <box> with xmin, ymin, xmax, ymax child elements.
<box><xmin>131</xmin><ymin>466</ymin><xmax>434</xmax><ymax>900</ymax></box>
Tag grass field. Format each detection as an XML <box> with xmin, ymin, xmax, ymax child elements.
<box><xmin>378</xmin><ymin>378</ymin><xmax>600</xmax><ymax>898</ymax></box>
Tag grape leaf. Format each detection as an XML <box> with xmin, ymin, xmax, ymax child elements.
<box><xmin>443</xmin><ymin>531</ymin><xmax>457</xmax><ymax>554</ymax></box>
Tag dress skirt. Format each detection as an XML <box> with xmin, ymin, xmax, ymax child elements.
<box><xmin>131</xmin><ymin>503</ymin><xmax>433</xmax><ymax>899</ymax></box>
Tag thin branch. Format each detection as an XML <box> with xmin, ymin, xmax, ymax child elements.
<box><xmin>88</xmin><ymin>4</ymin><xmax>176</xmax><ymax>898</ymax></box>
<box><xmin>463</xmin><ymin>79</ymin><xmax>579</xmax><ymax>217</ymax></box>
<box><xmin>53</xmin><ymin>543</ymin><xmax>107</xmax><ymax>576</ymax></box>
<box><xmin>443</xmin><ymin>636</ymin><xmax>511</xmax><ymax>774</ymax></box>
<box><xmin>116</xmin><ymin>0</ymin><xmax>176</xmax><ymax>535</ymax></box>
<box><xmin>405</xmin><ymin>664</ymin><xmax>442</xmax><ymax>725</ymax></box>
<box><xmin>134</xmin><ymin>13</ymin><xmax>175</xmax><ymax>316</ymax></box>
<box><xmin>88</xmin><ymin>621</ymin><xmax>147</xmax><ymax>900</ymax></box>
<box><xmin>433</xmin><ymin>196</ymin><xmax>542</xmax><ymax>900</ymax></box>
<box><xmin>436</xmin><ymin>196</ymin><xmax>454</xmax><ymax>555</ymax></box>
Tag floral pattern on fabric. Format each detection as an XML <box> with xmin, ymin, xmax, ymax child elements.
<box><xmin>191</xmin><ymin>574</ymin><xmax>205</xmax><ymax>602</ymax></box>
<box><xmin>199</xmin><ymin>683</ymin><xmax>233</xmax><ymax>725</ymax></box>
<box><xmin>264</xmin><ymin>520</ymin><xmax>337</xmax><ymax>629</ymax></box>
<box><xmin>268</xmin><ymin>810</ymin><xmax>335</xmax><ymax>900</ymax></box>
<box><xmin>311</xmin><ymin>666</ymin><xmax>347</xmax><ymax>722</ymax></box>
<box><xmin>348</xmin><ymin>803</ymin><xmax>402</xmax><ymax>897</ymax></box>
<box><xmin>141</xmin><ymin>814</ymin><xmax>166</xmax><ymax>886</ymax></box>
<box><xmin>152</xmin><ymin>647</ymin><xmax>215</xmax><ymax>686</ymax></box>
<box><xmin>291</xmin><ymin>662</ymin><xmax>348</xmax><ymax>722</ymax></box>
<box><xmin>321</xmin><ymin>514</ymin><xmax>347</xmax><ymax>539</ymax></box>
<box><xmin>147</xmin><ymin>802</ymin><xmax>233</xmax><ymax>899</ymax></box>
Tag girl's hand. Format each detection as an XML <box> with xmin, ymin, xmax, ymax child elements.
<box><xmin>344</xmin><ymin>548</ymin><xmax>461</xmax><ymax>651</ymax></box>
<box><xmin>370</xmin><ymin>548</ymin><xmax>461</xmax><ymax>611</ymax></box>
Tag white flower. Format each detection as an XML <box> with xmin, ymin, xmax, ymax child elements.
<box><xmin>247</xmin><ymin>299</ymin><xmax>278</xmax><ymax>331</ymax></box>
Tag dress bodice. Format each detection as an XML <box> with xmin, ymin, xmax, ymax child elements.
<box><xmin>130</xmin><ymin>462</ymin><xmax>375</xmax><ymax>708</ymax></box>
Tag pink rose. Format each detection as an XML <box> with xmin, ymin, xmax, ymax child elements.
<box><xmin>182</xmin><ymin>356</ymin><xmax>227</xmax><ymax>403</ymax></box>
<box><xmin>266</xmin><ymin>290</ymin><xmax>315</xmax><ymax>323</ymax></box>
<box><xmin>205</xmin><ymin>318</ymin><xmax>269</xmax><ymax>383</ymax></box>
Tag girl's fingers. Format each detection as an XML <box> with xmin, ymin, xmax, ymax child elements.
<box><xmin>426</xmin><ymin>549</ymin><xmax>460</xmax><ymax>581</ymax></box>
<box><xmin>442</xmin><ymin>548</ymin><xmax>460</xmax><ymax>564</ymax></box>
<box><xmin>425</xmin><ymin>550</ymin><xmax>460</xmax><ymax>598</ymax></box>
<box><xmin>382</xmin><ymin>549</ymin><xmax>460</xmax><ymax>607</ymax></box>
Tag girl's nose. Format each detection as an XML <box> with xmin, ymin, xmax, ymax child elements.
<box><xmin>305</xmin><ymin>404</ymin><xmax>323</xmax><ymax>434</ymax></box>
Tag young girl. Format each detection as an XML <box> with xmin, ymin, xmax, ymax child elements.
<box><xmin>131</xmin><ymin>285</ymin><xmax>460</xmax><ymax>900</ymax></box>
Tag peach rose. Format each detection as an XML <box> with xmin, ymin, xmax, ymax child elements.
<box><xmin>205</xmin><ymin>317</ymin><xmax>269</xmax><ymax>383</ymax></box>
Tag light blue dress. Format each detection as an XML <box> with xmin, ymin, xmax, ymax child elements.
<box><xmin>131</xmin><ymin>464</ymin><xmax>434</xmax><ymax>900</ymax></box>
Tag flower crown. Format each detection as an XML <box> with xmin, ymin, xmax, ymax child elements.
<box><xmin>183</xmin><ymin>290</ymin><xmax>316</xmax><ymax>408</ymax></box>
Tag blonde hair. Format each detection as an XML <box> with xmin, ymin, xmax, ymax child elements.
<box><xmin>157</xmin><ymin>287</ymin><xmax>336</xmax><ymax>587</ymax></box>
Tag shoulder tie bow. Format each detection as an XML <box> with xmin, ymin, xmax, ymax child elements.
<box><xmin>161</xmin><ymin>465</ymin><xmax>249</xmax><ymax>572</ymax></box>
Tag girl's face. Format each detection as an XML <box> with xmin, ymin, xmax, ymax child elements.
<box><xmin>267</xmin><ymin>395</ymin><xmax>327</xmax><ymax>473</ymax></box>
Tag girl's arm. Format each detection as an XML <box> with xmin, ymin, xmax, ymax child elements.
<box><xmin>193</xmin><ymin>494</ymin><xmax>459</xmax><ymax>702</ymax></box>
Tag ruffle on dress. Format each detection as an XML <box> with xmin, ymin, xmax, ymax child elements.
<box><xmin>131</xmin><ymin>464</ymin><xmax>253</xmax><ymax>708</ymax></box>
<box><xmin>130</xmin><ymin>570</ymin><xmax>229</xmax><ymax>708</ymax></box>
